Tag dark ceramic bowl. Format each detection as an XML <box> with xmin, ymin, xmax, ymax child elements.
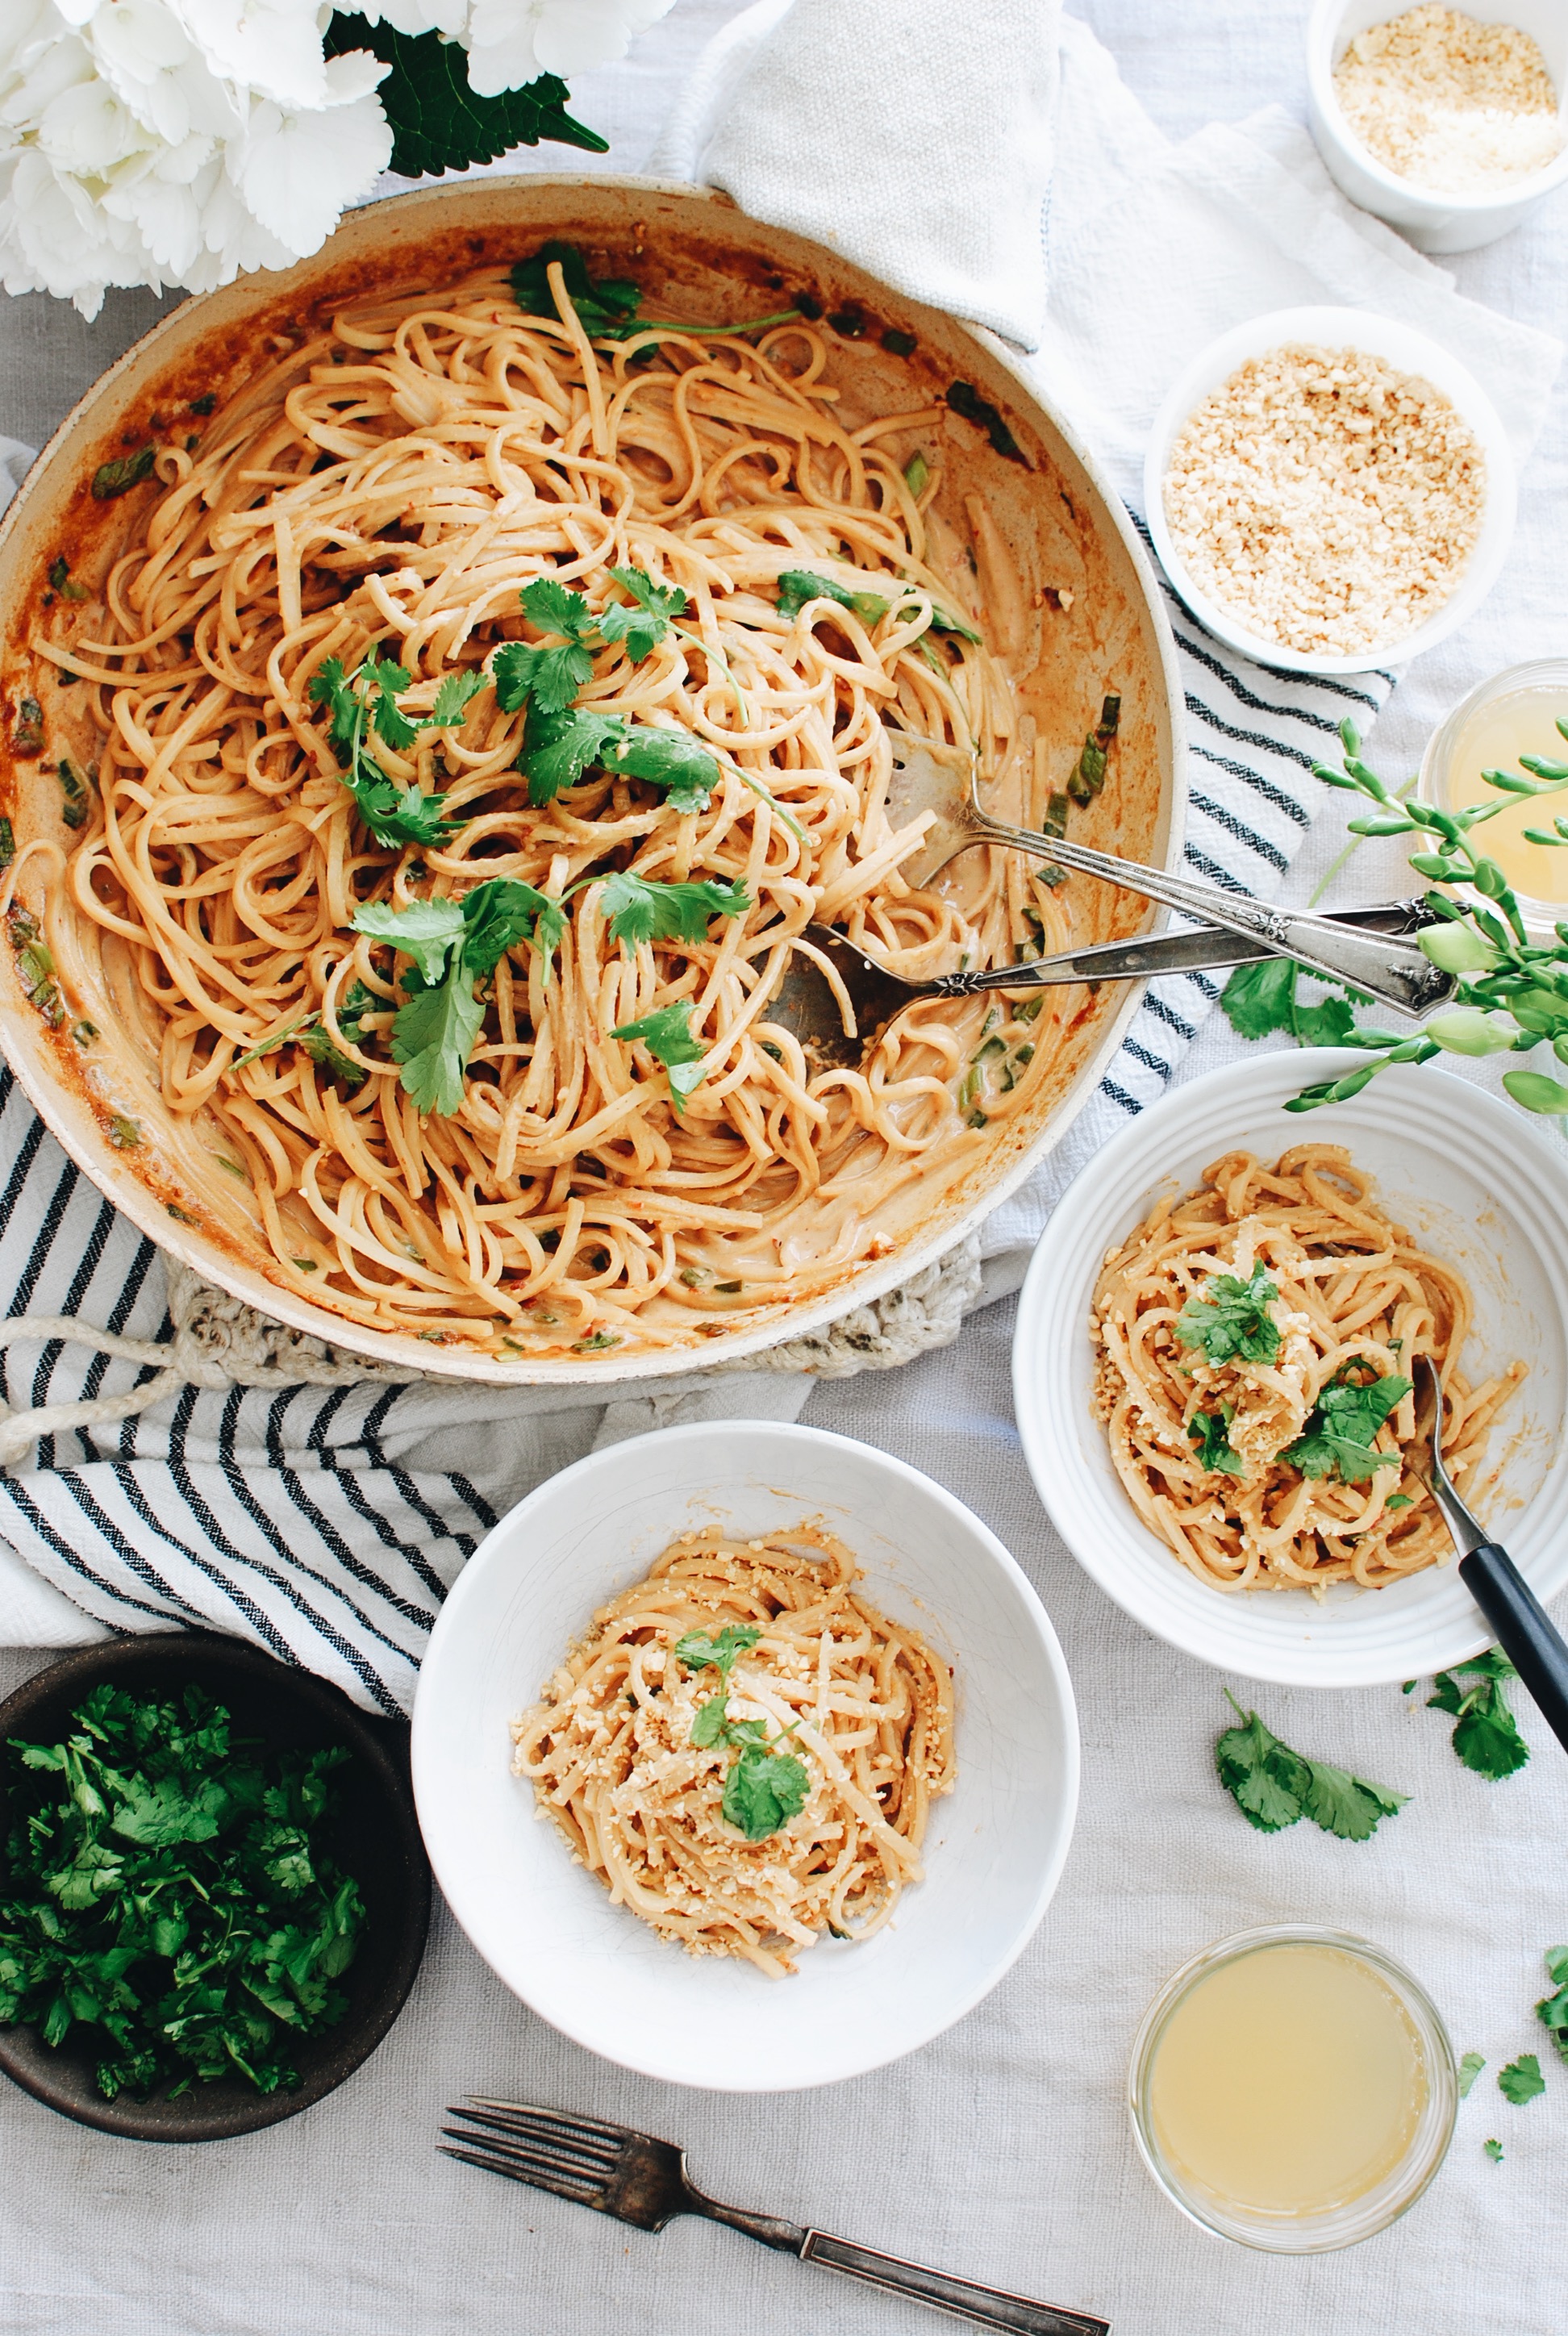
<box><xmin>0</xmin><ymin>1633</ymin><xmax>429</xmax><ymax>2141</ymax></box>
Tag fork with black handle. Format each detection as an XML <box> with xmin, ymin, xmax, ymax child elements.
<box><xmin>441</xmin><ymin>2099</ymin><xmax>1111</xmax><ymax>2336</ymax></box>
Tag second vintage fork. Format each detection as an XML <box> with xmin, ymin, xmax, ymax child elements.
<box><xmin>441</xmin><ymin>2097</ymin><xmax>1111</xmax><ymax>2336</ymax></box>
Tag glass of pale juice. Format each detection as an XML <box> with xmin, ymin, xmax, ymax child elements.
<box><xmin>1128</xmin><ymin>1926</ymin><xmax>1457</xmax><ymax>2251</ymax></box>
<box><xmin>1420</xmin><ymin>658</ymin><xmax>1568</xmax><ymax>937</ymax></box>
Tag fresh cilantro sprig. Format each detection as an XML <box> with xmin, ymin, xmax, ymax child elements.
<box><xmin>352</xmin><ymin>880</ymin><xmax>562</xmax><ymax>1116</ymax></box>
<box><xmin>611</xmin><ymin>1001</ymin><xmax>709</xmax><ymax>1117</ymax></box>
<box><xmin>1175</xmin><ymin>1263</ymin><xmax>1281</xmax><ymax>1367</ymax></box>
<box><xmin>1229</xmin><ymin>715</ymin><xmax>1568</xmax><ymax>1119</ymax></box>
<box><xmin>1535</xmin><ymin>1945</ymin><xmax>1568</xmax><ymax>2063</ymax></box>
<box><xmin>1284</xmin><ymin>1369</ymin><xmax>1411</xmax><ymax>1485</ymax></box>
<box><xmin>1499</xmin><ymin>2054</ymin><xmax>1545</xmax><ymax>2105</ymax></box>
<box><xmin>1188</xmin><ymin>1404</ymin><xmax>1245</xmax><ymax>1477</ymax></box>
<box><xmin>673</xmin><ymin>1625</ymin><xmax>810</xmax><ymax>1842</ymax></box>
<box><xmin>308</xmin><ymin>657</ymin><xmax>482</xmax><ymax>849</ymax></box>
<box><xmin>1220</xmin><ymin>957</ymin><xmax>1366</xmax><ymax>1050</ymax></box>
<box><xmin>0</xmin><ymin>1683</ymin><xmax>363</xmax><ymax>2100</ymax></box>
<box><xmin>598</xmin><ymin>871</ymin><xmax>749</xmax><ymax>950</ymax></box>
<box><xmin>510</xmin><ymin>241</ymin><xmax>801</xmax><ymax>343</ymax></box>
<box><xmin>1407</xmin><ymin>1650</ymin><xmax>1530</xmax><ymax>1780</ymax></box>
<box><xmin>1216</xmin><ymin>1692</ymin><xmax>1408</xmax><ymax>1841</ymax></box>
<box><xmin>518</xmin><ymin>707</ymin><xmax>722</xmax><ymax>811</ymax></box>
<box><xmin>1458</xmin><ymin>2050</ymin><xmax>1487</xmax><ymax>2096</ymax></box>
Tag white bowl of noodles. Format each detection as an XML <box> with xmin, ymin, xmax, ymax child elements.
<box><xmin>1011</xmin><ymin>1050</ymin><xmax>1568</xmax><ymax>1687</ymax></box>
<box><xmin>411</xmin><ymin>1420</ymin><xmax>1078</xmax><ymax>2089</ymax></box>
<box><xmin>0</xmin><ymin>173</ymin><xmax>1182</xmax><ymax>1388</ymax></box>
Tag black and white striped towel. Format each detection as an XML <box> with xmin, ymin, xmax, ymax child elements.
<box><xmin>0</xmin><ymin>9</ymin><xmax>1558</xmax><ymax>1705</ymax></box>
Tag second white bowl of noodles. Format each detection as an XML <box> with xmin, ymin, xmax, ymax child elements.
<box><xmin>1012</xmin><ymin>1050</ymin><xmax>1568</xmax><ymax>1688</ymax></box>
<box><xmin>411</xmin><ymin>1420</ymin><xmax>1078</xmax><ymax>2090</ymax></box>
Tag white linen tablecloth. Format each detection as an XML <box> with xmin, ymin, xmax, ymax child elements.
<box><xmin>3</xmin><ymin>4</ymin><xmax>1567</xmax><ymax>2333</ymax></box>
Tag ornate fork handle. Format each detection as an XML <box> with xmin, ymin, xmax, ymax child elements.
<box><xmin>967</xmin><ymin>806</ymin><xmax>1451</xmax><ymax>1019</ymax></box>
<box><xmin>694</xmin><ymin>2192</ymin><xmax>1110</xmax><ymax>2334</ymax></box>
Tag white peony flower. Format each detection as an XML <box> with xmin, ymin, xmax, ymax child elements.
<box><xmin>0</xmin><ymin>0</ymin><xmax>677</xmax><ymax>316</ymax></box>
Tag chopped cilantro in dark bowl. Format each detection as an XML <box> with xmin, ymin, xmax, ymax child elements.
<box><xmin>0</xmin><ymin>1635</ymin><xmax>428</xmax><ymax>2141</ymax></box>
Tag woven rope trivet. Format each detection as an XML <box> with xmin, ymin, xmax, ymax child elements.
<box><xmin>0</xmin><ymin>1235</ymin><xmax>983</xmax><ymax>1464</ymax></box>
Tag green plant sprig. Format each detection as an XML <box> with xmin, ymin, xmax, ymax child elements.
<box><xmin>1261</xmin><ymin>716</ymin><xmax>1568</xmax><ymax>1118</ymax></box>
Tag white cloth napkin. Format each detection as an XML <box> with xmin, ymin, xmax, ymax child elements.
<box><xmin>0</xmin><ymin>6</ymin><xmax>1559</xmax><ymax>1703</ymax></box>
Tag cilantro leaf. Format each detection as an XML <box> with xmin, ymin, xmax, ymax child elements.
<box><xmin>520</xmin><ymin>707</ymin><xmax>627</xmax><ymax>805</ymax></box>
<box><xmin>519</xmin><ymin>576</ymin><xmax>598</xmax><ymax>643</ymax></box>
<box><xmin>1187</xmin><ymin>1404</ymin><xmax>1245</xmax><ymax>1477</ymax></box>
<box><xmin>673</xmin><ymin>1624</ymin><xmax>760</xmax><ymax>1678</ymax></box>
<box><xmin>598</xmin><ymin>872</ymin><xmax>750</xmax><ymax>952</ymax></box>
<box><xmin>387</xmin><ymin>969</ymin><xmax>485</xmax><ymax>1119</ymax></box>
<box><xmin>335</xmin><ymin>982</ymin><xmax>378</xmax><ymax>1044</ymax></box>
<box><xmin>721</xmin><ymin>1745</ymin><xmax>811</xmax><ymax>1842</ymax></box>
<box><xmin>1484</xmin><ymin>2138</ymin><xmax>1504</xmax><ymax>2163</ymax></box>
<box><xmin>1499</xmin><ymin>2054</ymin><xmax>1545</xmax><ymax>2105</ymax></box>
<box><xmin>367</xmin><ymin>658</ymin><xmax>418</xmax><ymax>751</ymax></box>
<box><xmin>323</xmin><ymin>23</ymin><xmax>607</xmax><ymax>175</ymax></box>
<box><xmin>343</xmin><ymin>769</ymin><xmax>463</xmax><ymax>849</ymax></box>
<box><xmin>298</xmin><ymin>1024</ymin><xmax>367</xmax><ymax>1093</ymax></box>
<box><xmin>598</xmin><ymin>566</ymin><xmax>687</xmax><ymax>662</ymax></box>
<box><xmin>602</xmin><ymin>727</ymin><xmax>720</xmax><ymax>813</ymax></box>
<box><xmin>1284</xmin><ymin>1370</ymin><xmax>1410</xmax><ymax>1484</ymax></box>
<box><xmin>1458</xmin><ymin>2050</ymin><xmax>1486</xmax><ymax>2097</ymax></box>
<box><xmin>611</xmin><ymin>1002</ymin><xmax>709</xmax><ymax>1114</ymax></box>
<box><xmin>492</xmin><ymin>638</ymin><xmax>595</xmax><ymax>720</ymax></box>
<box><xmin>1175</xmin><ymin>1262</ymin><xmax>1281</xmax><ymax>1366</ymax></box>
<box><xmin>1536</xmin><ymin>1946</ymin><xmax>1568</xmax><ymax>2063</ymax></box>
<box><xmin>690</xmin><ymin>1696</ymin><xmax>732</xmax><ymax>1749</ymax></box>
<box><xmin>776</xmin><ymin>569</ymin><xmax>890</xmax><ymax>627</ymax></box>
<box><xmin>1216</xmin><ymin>1695</ymin><xmax>1406</xmax><ymax>1840</ymax></box>
<box><xmin>351</xmin><ymin>899</ymin><xmax>465</xmax><ymax>985</ymax></box>
<box><xmin>1215</xmin><ymin>1705</ymin><xmax>1312</xmax><ymax>1832</ymax></box>
<box><xmin>461</xmin><ymin>878</ymin><xmax>563</xmax><ymax>978</ymax></box>
<box><xmin>1220</xmin><ymin>957</ymin><xmax>1362</xmax><ymax>1046</ymax></box>
<box><xmin>1426</xmin><ymin>1650</ymin><xmax>1530</xmax><ymax>1780</ymax></box>
<box><xmin>510</xmin><ymin>240</ymin><xmax>640</xmax><ymax>339</ymax></box>
<box><xmin>309</xmin><ymin>656</ymin><xmax>359</xmax><ymax>753</ymax></box>
<box><xmin>308</xmin><ymin>655</ymin><xmax>475</xmax><ymax>848</ymax></box>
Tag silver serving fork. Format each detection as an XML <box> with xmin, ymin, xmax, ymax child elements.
<box><xmin>441</xmin><ymin>2098</ymin><xmax>1111</xmax><ymax>2336</ymax></box>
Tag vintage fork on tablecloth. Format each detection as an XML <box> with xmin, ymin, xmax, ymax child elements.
<box><xmin>440</xmin><ymin>2098</ymin><xmax>1111</xmax><ymax>2336</ymax></box>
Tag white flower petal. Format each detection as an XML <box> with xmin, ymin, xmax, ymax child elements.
<box><xmin>173</xmin><ymin>0</ymin><xmax>328</xmax><ymax>111</ymax></box>
<box><xmin>352</xmin><ymin>0</ymin><xmax>467</xmax><ymax>33</ymax></box>
<box><xmin>234</xmin><ymin>84</ymin><xmax>391</xmax><ymax>257</ymax></box>
<box><xmin>315</xmin><ymin>47</ymin><xmax>390</xmax><ymax>108</ymax></box>
<box><xmin>39</xmin><ymin>79</ymin><xmax>151</xmax><ymax>173</ymax></box>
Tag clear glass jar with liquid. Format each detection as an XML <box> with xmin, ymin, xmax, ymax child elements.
<box><xmin>1419</xmin><ymin>658</ymin><xmax>1568</xmax><ymax>938</ymax></box>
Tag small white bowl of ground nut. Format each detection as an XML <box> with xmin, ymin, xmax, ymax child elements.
<box><xmin>1144</xmin><ymin>305</ymin><xmax>1515</xmax><ymax>678</ymax></box>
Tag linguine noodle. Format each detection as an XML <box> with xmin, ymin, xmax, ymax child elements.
<box><xmin>1091</xmin><ymin>1145</ymin><xmax>1524</xmax><ymax>1592</ymax></box>
<box><xmin>511</xmin><ymin>1526</ymin><xmax>955</xmax><ymax>1977</ymax></box>
<box><xmin>27</xmin><ymin>257</ymin><xmax>1067</xmax><ymax>1358</ymax></box>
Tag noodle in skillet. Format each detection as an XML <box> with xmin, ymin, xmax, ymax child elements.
<box><xmin>1091</xmin><ymin>1145</ymin><xmax>1524</xmax><ymax>1592</ymax></box>
<box><xmin>511</xmin><ymin>1527</ymin><xmax>955</xmax><ymax>1977</ymax></box>
<box><xmin>27</xmin><ymin>254</ymin><xmax>1064</xmax><ymax>1357</ymax></box>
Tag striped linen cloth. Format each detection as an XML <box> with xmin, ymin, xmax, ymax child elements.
<box><xmin>0</xmin><ymin>9</ymin><xmax>1557</xmax><ymax>1708</ymax></box>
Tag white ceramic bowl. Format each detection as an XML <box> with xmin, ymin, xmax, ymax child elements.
<box><xmin>1011</xmin><ymin>1049</ymin><xmax>1568</xmax><ymax>1687</ymax></box>
<box><xmin>411</xmin><ymin>1420</ymin><xmax>1079</xmax><ymax>2090</ymax></box>
<box><xmin>1143</xmin><ymin>304</ymin><xmax>1516</xmax><ymax>679</ymax></box>
<box><xmin>1307</xmin><ymin>0</ymin><xmax>1568</xmax><ymax>254</ymax></box>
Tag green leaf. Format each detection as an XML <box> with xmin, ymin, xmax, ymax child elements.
<box><xmin>1284</xmin><ymin>1370</ymin><xmax>1410</xmax><ymax>1485</ymax></box>
<box><xmin>1175</xmin><ymin>1262</ymin><xmax>1281</xmax><ymax>1366</ymax></box>
<box><xmin>1424</xmin><ymin>1651</ymin><xmax>1529</xmax><ymax>1780</ymax></box>
<box><xmin>90</xmin><ymin>445</ymin><xmax>155</xmax><ymax>500</ymax></box>
<box><xmin>430</xmin><ymin>670</ymin><xmax>484</xmax><ymax>729</ymax></box>
<box><xmin>1187</xmin><ymin>1404</ymin><xmax>1245</xmax><ymax>1477</ymax></box>
<box><xmin>323</xmin><ymin>24</ymin><xmax>607</xmax><ymax>176</ymax></box>
<box><xmin>519</xmin><ymin>576</ymin><xmax>599</xmax><ymax>642</ymax></box>
<box><xmin>510</xmin><ymin>240</ymin><xmax>640</xmax><ymax>338</ymax></box>
<box><xmin>1215</xmin><ymin>1706</ymin><xmax>1310</xmax><ymax>1833</ymax></box>
<box><xmin>390</xmin><ymin>974</ymin><xmax>484</xmax><ymax>1116</ymax></box>
<box><xmin>1458</xmin><ymin>2050</ymin><xmax>1486</xmax><ymax>2097</ymax></box>
<box><xmin>1499</xmin><ymin>2054</ymin><xmax>1545</xmax><ymax>2105</ymax></box>
<box><xmin>1484</xmin><ymin>2137</ymin><xmax>1504</xmax><ymax>2163</ymax></box>
<box><xmin>352</xmin><ymin>899</ymin><xmax>465</xmax><ymax>985</ymax></box>
<box><xmin>1220</xmin><ymin>957</ymin><xmax>1303</xmax><ymax>1041</ymax></box>
<box><xmin>720</xmin><ymin>1745</ymin><xmax>811</xmax><ymax>1842</ymax></box>
<box><xmin>1503</xmin><ymin>1069</ymin><xmax>1568</xmax><ymax>1115</ymax></box>
<box><xmin>308</xmin><ymin>657</ymin><xmax>359</xmax><ymax>752</ymax></box>
<box><xmin>1216</xmin><ymin>1696</ymin><xmax>1405</xmax><ymax>1840</ymax></box>
<box><xmin>598</xmin><ymin>566</ymin><xmax>687</xmax><ymax>662</ymax></box>
<box><xmin>673</xmin><ymin>1624</ymin><xmax>760</xmax><ymax>1678</ymax></box>
<box><xmin>598</xmin><ymin>872</ymin><xmax>749</xmax><ymax>952</ymax></box>
<box><xmin>602</xmin><ymin>726</ymin><xmax>720</xmax><ymax>813</ymax></box>
<box><xmin>611</xmin><ymin>1002</ymin><xmax>708</xmax><ymax>1112</ymax></box>
<box><xmin>492</xmin><ymin>638</ymin><xmax>595</xmax><ymax>720</ymax></box>
<box><xmin>1300</xmin><ymin>1758</ymin><xmax>1409</xmax><ymax>1842</ymax></box>
<box><xmin>298</xmin><ymin>1025</ymin><xmax>368</xmax><ymax>1093</ymax></box>
<box><xmin>343</xmin><ymin>769</ymin><xmax>462</xmax><ymax>849</ymax></box>
<box><xmin>367</xmin><ymin>658</ymin><xmax>417</xmax><ymax>751</ymax></box>
<box><xmin>690</xmin><ymin>1696</ymin><xmax>732</xmax><ymax>1749</ymax></box>
<box><xmin>461</xmin><ymin>876</ymin><xmax>561</xmax><ymax>977</ymax></box>
<box><xmin>519</xmin><ymin>707</ymin><xmax>627</xmax><ymax>803</ymax></box>
<box><xmin>776</xmin><ymin>568</ymin><xmax>890</xmax><ymax>627</ymax></box>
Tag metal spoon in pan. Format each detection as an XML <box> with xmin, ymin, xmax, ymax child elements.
<box><xmin>762</xmin><ymin>737</ymin><xmax>1453</xmax><ymax>1061</ymax></box>
<box><xmin>1415</xmin><ymin>1354</ymin><xmax>1568</xmax><ymax>1761</ymax></box>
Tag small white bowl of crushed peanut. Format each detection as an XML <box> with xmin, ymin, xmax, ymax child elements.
<box><xmin>1307</xmin><ymin>2</ymin><xmax>1568</xmax><ymax>255</ymax></box>
<box><xmin>1143</xmin><ymin>305</ymin><xmax>1516</xmax><ymax>678</ymax></box>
